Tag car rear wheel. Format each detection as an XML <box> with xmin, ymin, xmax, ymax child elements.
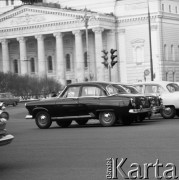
<box><xmin>35</xmin><ymin>111</ymin><xmax>52</xmax><ymax>129</ymax></box>
<box><xmin>99</xmin><ymin>111</ymin><xmax>116</xmax><ymax>127</ymax></box>
<box><xmin>75</xmin><ymin>119</ymin><xmax>88</xmax><ymax>125</ymax></box>
<box><xmin>56</xmin><ymin>120</ymin><xmax>72</xmax><ymax>128</ymax></box>
<box><xmin>160</xmin><ymin>106</ymin><xmax>176</xmax><ymax>119</ymax></box>
<box><xmin>0</xmin><ymin>112</ymin><xmax>9</xmax><ymax>120</ymax></box>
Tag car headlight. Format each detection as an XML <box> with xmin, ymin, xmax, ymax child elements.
<box><xmin>130</xmin><ymin>98</ymin><xmax>136</xmax><ymax>107</ymax></box>
<box><xmin>158</xmin><ymin>95</ymin><xmax>163</xmax><ymax>105</ymax></box>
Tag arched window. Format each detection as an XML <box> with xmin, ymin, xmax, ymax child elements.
<box><xmin>13</xmin><ymin>59</ymin><xmax>18</xmax><ymax>73</ymax></box>
<box><xmin>30</xmin><ymin>58</ymin><xmax>35</xmax><ymax>73</ymax></box>
<box><xmin>47</xmin><ymin>56</ymin><xmax>53</xmax><ymax>72</ymax></box>
<box><xmin>66</xmin><ymin>54</ymin><xmax>71</xmax><ymax>70</ymax></box>
<box><xmin>131</xmin><ymin>39</ymin><xmax>144</xmax><ymax>64</ymax></box>
<box><xmin>11</xmin><ymin>0</ymin><xmax>14</xmax><ymax>5</ymax></box>
<box><xmin>6</xmin><ymin>0</ymin><xmax>9</xmax><ymax>6</ymax></box>
<box><xmin>84</xmin><ymin>52</ymin><xmax>88</xmax><ymax>68</ymax></box>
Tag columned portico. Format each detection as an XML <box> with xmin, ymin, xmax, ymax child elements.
<box><xmin>118</xmin><ymin>29</ymin><xmax>127</xmax><ymax>83</ymax></box>
<box><xmin>72</xmin><ymin>30</ymin><xmax>84</xmax><ymax>82</ymax></box>
<box><xmin>0</xmin><ymin>39</ymin><xmax>10</xmax><ymax>73</ymax></box>
<box><xmin>17</xmin><ymin>37</ymin><xmax>27</xmax><ymax>75</ymax></box>
<box><xmin>93</xmin><ymin>27</ymin><xmax>104</xmax><ymax>81</ymax></box>
<box><xmin>0</xmin><ymin>5</ymin><xmax>117</xmax><ymax>84</ymax></box>
<box><xmin>53</xmin><ymin>32</ymin><xmax>65</xmax><ymax>86</ymax></box>
<box><xmin>35</xmin><ymin>34</ymin><xmax>46</xmax><ymax>77</ymax></box>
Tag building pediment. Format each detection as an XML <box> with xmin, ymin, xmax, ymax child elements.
<box><xmin>0</xmin><ymin>4</ymin><xmax>115</xmax><ymax>38</ymax></box>
<box><xmin>0</xmin><ymin>5</ymin><xmax>84</xmax><ymax>28</ymax></box>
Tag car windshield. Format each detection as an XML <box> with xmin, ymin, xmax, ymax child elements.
<box><xmin>122</xmin><ymin>85</ymin><xmax>140</xmax><ymax>94</ymax></box>
<box><xmin>108</xmin><ymin>84</ymin><xmax>127</xmax><ymax>94</ymax></box>
<box><xmin>166</xmin><ymin>83</ymin><xmax>179</xmax><ymax>92</ymax></box>
<box><xmin>106</xmin><ymin>85</ymin><xmax>119</xmax><ymax>95</ymax></box>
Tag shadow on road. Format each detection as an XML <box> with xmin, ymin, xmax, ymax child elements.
<box><xmin>49</xmin><ymin>115</ymin><xmax>175</xmax><ymax>129</ymax></box>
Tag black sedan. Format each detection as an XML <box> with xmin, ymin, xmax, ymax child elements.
<box><xmin>25</xmin><ymin>82</ymin><xmax>161</xmax><ymax>129</ymax></box>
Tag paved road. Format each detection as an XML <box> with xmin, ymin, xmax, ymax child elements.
<box><xmin>0</xmin><ymin>103</ymin><xmax>179</xmax><ymax>180</ymax></box>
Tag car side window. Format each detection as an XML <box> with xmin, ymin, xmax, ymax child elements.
<box><xmin>63</xmin><ymin>86</ymin><xmax>80</xmax><ymax>98</ymax></box>
<box><xmin>81</xmin><ymin>86</ymin><xmax>105</xmax><ymax>97</ymax></box>
<box><xmin>134</xmin><ymin>85</ymin><xmax>143</xmax><ymax>93</ymax></box>
<box><xmin>145</xmin><ymin>85</ymin><xmax>154</xmax><ymax>93</ymax></box>
<box><xmin>145</xmin><ymin>85</ymin><xmax>163</xmax><ymax>94</ymax></box>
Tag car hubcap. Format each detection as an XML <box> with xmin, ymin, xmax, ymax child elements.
<box><xmin>39</xmin><ymin>115</ymin><xmax>47</xmax><ymax>125</ymax></box>
<box><xmin>103</xmin><ymin>112</ymin><xmax>112</xmax><ymax>122</ymax></box>
<box><xmin>164</xmin><ymin>107</ymin><xmax>172</xmax><ymax>115</ymax></box>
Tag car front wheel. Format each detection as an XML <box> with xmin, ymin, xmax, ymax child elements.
<box><xmin>56</xmin><ymin>120</ymin><xmax>72</xmax><ymax>128</ymax></box>
<box><xmin>35</xmin><ymin>111</ymin><xmax>52</xmax><ymax>129</ymax></box>
<box><xmin>160</xmin><ymin>106</ymin><xmax>176</xmax><ymax>119</ymax></box>
<box><xmin>99</xmin><ymin>111</ymin><xmax>116</xmax><ymax>127</ymax></box>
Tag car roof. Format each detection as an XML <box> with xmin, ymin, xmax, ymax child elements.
<box><xmin>67</xmin><ymin>81</ymin><xmax>115</xmax><ymax>87</ymax></box>
<box><xmin>132</xmin><ymin>81</ymin><xmax>178</xmax><ymax>86</ymax></box>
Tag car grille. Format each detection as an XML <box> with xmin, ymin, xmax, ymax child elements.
<box><xmin>135</xmin><ymin>97</ymin><xmax>150</xmax><ymax>108</ymax></box>
<box><xmin>147</xmin><ymin>96</ymin><xmax>161</xmax><ymax>106</ymax></box>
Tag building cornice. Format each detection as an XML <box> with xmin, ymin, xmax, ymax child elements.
<box><xmin>0</xmin><ymin>5</ymin><xmax>115</xmax><ymax>38</ymax></box>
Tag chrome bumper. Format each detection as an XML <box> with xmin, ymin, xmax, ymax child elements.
<box><xmin>129</xmin><ymin>108</ymin><xmax>151</xmax><ymax>113</ymax></box>
<box><xmin>0</xmin><ymin>134</ymin><xmax>14</xmax><ymax>146</ymax></box>
<box><xmin>129</xmin><ymin>105</ymin><xmax>163</xmax><ymax>114</ymax></box>
<box><xmin>25</xmin><ymin>115</ymin><xmax>33</xmax><ymax>119</ymax></box>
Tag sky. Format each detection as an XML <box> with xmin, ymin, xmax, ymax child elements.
<box><xmin>45</xmin><ymin>0</ymin><xmax>116</xmax><ymax>13</ymax></box>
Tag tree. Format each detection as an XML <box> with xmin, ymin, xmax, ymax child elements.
<box><xmin>0</xmin><ymin>72</ymin><xmax>63</xmax><ymax>99</ymax></box>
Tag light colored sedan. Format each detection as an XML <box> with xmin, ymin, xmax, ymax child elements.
<box><xmin>133</xmin><ymin>81</ymin><xmax>179</xmax><ymax>119</ymax></box>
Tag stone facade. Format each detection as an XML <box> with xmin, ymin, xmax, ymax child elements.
<box><xmin>115</xmin><ymin>0</ymin><xmax>179</xmax><ymax>83</ymax></box>
<box><xmin>0</xmin><ymin>4</ymin><xmax>117</xmax><ymax>86</ymax></box>
<box><xmin>1</xmin><ymin>0</ymin><xmax>179</xmax><ymax>85</ymax></box>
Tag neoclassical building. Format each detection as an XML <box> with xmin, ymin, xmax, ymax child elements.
<box><xmin>1</xmin><ymin>0</ymin><xmax>179</xmax><ymax>85</ymax></box>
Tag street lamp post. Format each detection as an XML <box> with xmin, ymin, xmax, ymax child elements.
<box><xmin>147</xmin><ymin>0</ymin><xmax>154</xmax><ymax>81</ymax></box>
<box><xmin>84</xmin><ymin>7</ymin><xmax>90</xmax><ymax>81</ymax></box>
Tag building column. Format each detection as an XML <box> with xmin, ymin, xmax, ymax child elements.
<box><xmin>17</xmin><ymin>37</ymin><xmax>27</xmax><ymax>75</ymax></box>
<box><xmin>117</xmin><ymin>29</ymin><xmax>127</xmax><ymax>83</ymax></box>
<box><xmin>53</xmin><ymin>32</ymin><xmax>66</xmax><ymax>86</ymax></box>
<box><xmin>35</xmin><ymin>35</ymin><xmax>46</xmax><ymax>77</ymax></box>
<box><xmin>72</xmin><ymin>30</ymin><xmax>84</xmax><ymax>82</ymax></box>
<box><xmin>92</xmin><ymin>27</ymin><xmax>104</xmax><ymax>81</ymax></box>
<box><xmin>0</xmin><ymin>39</ymin><xmax>10</xmax><ymax>73</ymax></box>
<box><xmin>107</xmin><ymin>30</ymin><xmax>118</xmax><ymax>82</ymax></box>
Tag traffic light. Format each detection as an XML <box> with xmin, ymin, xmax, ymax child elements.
<box><xmin>101</xmin><ymin>50</ymin><xmax>109</xmax><ymax>68</ymax></box>
<box><xmin>110</xmin><ymin>49</ymin><xmax>117</xmax><ymax>68</ymax></box>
